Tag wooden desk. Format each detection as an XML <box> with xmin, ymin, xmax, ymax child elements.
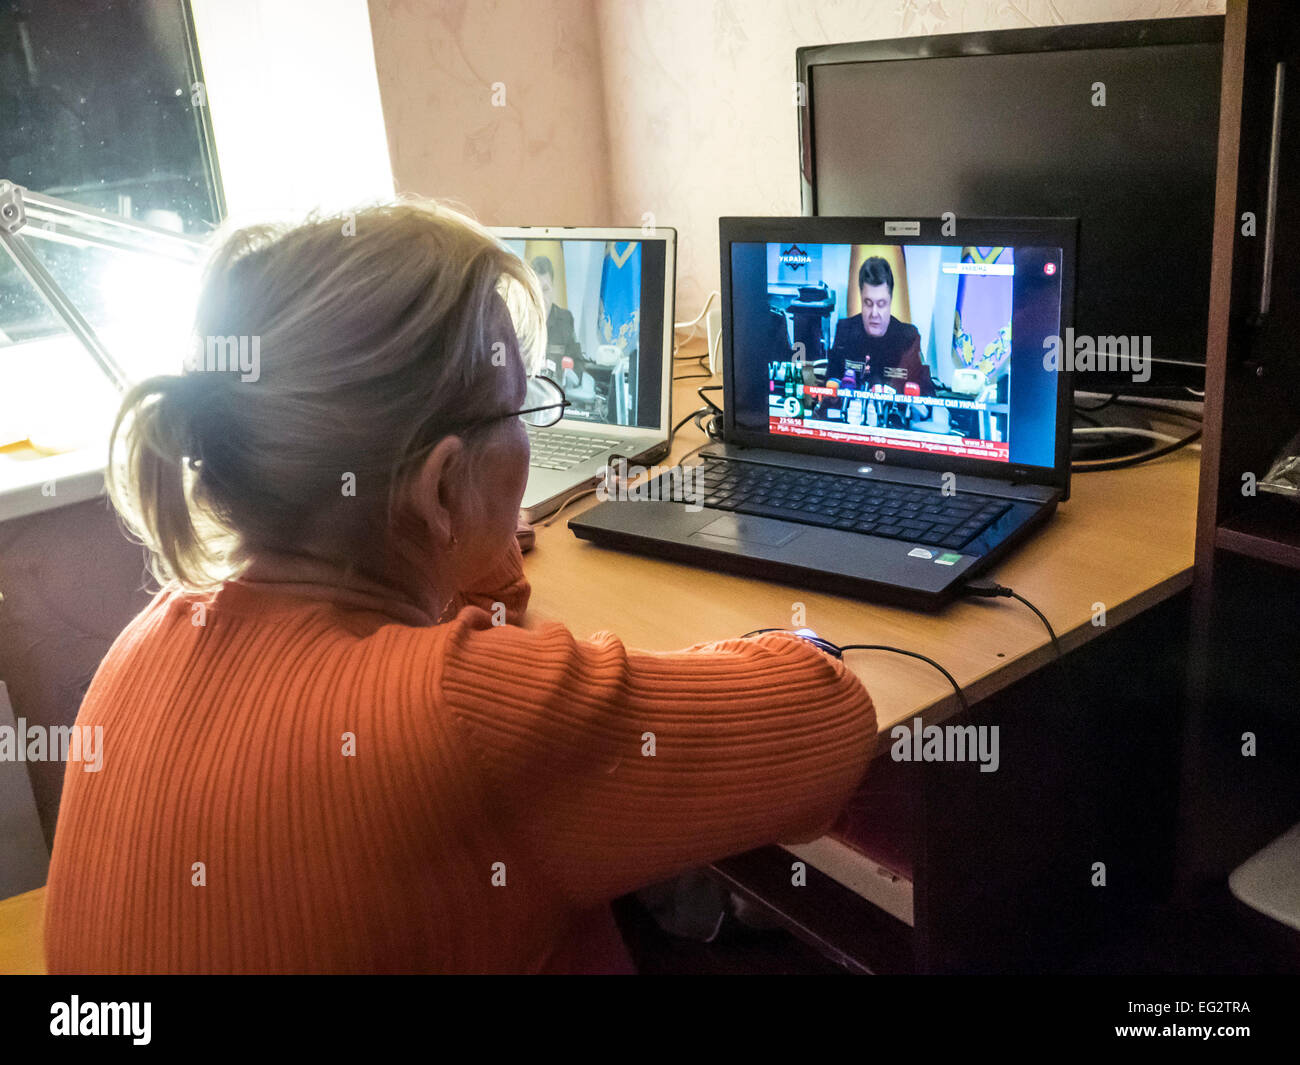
<box><xmin>524</xmin><ymin>369</ymin><xmax>1202</xmax><ymax>972</ymax></box>
<box><xmin>0</xmin><ymin>887</ymin><xmax>45</xmax><ymax>975</ymax></box>
<box><xmin>526</xmin><ymin>373</ymin><xmax>1199</xmax><ymax>733</ymax></box>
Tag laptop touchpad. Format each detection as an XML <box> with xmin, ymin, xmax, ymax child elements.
<box><xmin>692</xmin><ymin>514</ymin><xmax>802</xmax><ymax>548</ymax></box>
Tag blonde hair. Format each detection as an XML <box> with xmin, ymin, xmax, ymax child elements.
<box><xmin>107</xmin><ymin>199</ymin><xmax>545</xmax><ymax>592</ymax></box>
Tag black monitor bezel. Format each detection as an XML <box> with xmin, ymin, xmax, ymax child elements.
<box><xmin>719</xmin><ymin>215</ymin><xmax>1077</xmax><ymax>495</ymax></box>
<box><xmin>795</xmin><ymin>15</ymin><xmax>1225</xmax><ymax>217</ymax></box>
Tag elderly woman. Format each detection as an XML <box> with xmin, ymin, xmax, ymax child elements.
<box><xmin>43</xmin><ymin>202</ymin><xmax>876</xmax><ymax>974</ymax></box>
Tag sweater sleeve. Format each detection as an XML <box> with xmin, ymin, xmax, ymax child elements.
<box><xmin>442</xmin><ymin>533</ymin><xmax>530</xmax><ymax>625</ymax></box>
<box><xmin>437</xmin><ymin>622</ymin><xmax>876</xmax><ymax>908</ymax></box>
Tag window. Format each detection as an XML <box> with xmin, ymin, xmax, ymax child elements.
<box><xmin>0</xmin><ymin>0</ymin><xmax>223</xmax><ymax>456</ymax></box>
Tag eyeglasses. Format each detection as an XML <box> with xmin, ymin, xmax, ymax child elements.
<box><xmin>437</xmin><ymin>374</ymin><xmax>569</xmax><ymax>433</ymax></box>
<box><xmin>403</xmin><ymin>375</ymin><xmax>570</xmax><ymax>468</ymax></box>
<box><xmin>501</xmin><ymin>373</ymin><xmax>570</xmax><ymax>429</ymax></box>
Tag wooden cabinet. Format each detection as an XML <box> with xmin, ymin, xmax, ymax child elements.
<box><xmin>1182</xmin><ymin>0</ymin><xmax>1300</xmax><ymax>895</ymax></box>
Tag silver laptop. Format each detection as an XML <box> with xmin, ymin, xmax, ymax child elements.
<box><xmin>494</xmin><ymin>226</ymin><xmax>677</xmax><ymax>522</ymax></box>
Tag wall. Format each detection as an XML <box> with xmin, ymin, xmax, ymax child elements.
<box><xmin>0</xmin><ymin>499</ymin><xmax>153</xmax><ymax>849</ymax></box>
<box><xmin>369</xmin><ymin>0</ymin><xmax>1225</xmax><ymax>316</ymax></box>
<box><xmin>367</xmin><ymin>0</ymin><xmax>612</xmax><ymax>226</ymax></box>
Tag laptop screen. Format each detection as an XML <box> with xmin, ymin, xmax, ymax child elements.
<box><xmin>499</xmin><ymin>237</ymin><xmax>668</xmax><ymax>431</ymax></box>
<box><xmin>728</xmin><ymin>237</ymin><xmax>1066</xmax><ymax>470</ymax></box>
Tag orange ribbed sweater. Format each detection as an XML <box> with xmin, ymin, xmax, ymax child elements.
<box><xmin>44</xmin><ymin>539</ymin><xmax>875</xmax><ymax>973</ymax></box>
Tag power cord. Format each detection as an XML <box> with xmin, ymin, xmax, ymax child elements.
<box><xmin>1070</xmin><ymin>393</ymin><xmax>1203</xmax><ymax>470</ymax></box>
<box><xmin>1070</xmin><ymin>389</ymin><xmax>1203</xmax><ymax>468</ymax></box>
<box><xmin>673</xmin><ymin>291</ymin><xmax>717</xmax><ymax>341</ymax></box>
<box><xmin>539</xmin><ymin>485</ymin><xmax>598</xmax><ymax>527</ymax></box>
<box><xmin>837</xmin><ymin>644</ymin><xmax>970</xmax><ymax>717</ymax></box>
<box><xmin>698</xmin><ymin>384</ymin><xmax>723</xmax><ymax>412</ymax></box>
<box><xmin>671</xmin><ymin>406</ymin><xmax>709</xmax><ymax>440</ymax></box>
<box><xmin>1071</xmin><ymin>427</ymin><xmax>1202</xmax><ymax>473</ymax></box>
<box><xmin>742</xmin><ymin>627</ymin><xmax>970</xmax><ymax>717</ymax></box>
<box><xmin>673</xmin><ymin>293</ymin><xmax>722</xmax><ymax>376</ymax></box>
<box><xmin>673</xmin><ymin>358</ymin><xmax>713</xmax><ymax>381</ymax></box>
<box><xmin>1104</xmin><ymin>397</ymin><xmax>1202</xmax><ymax>422</ymax></box>
<box><xmin>961</xmin><ymin>579</ymin><xmax>1061</xmax><ymax>658</ymax></box>
<box><xmin>673</xmin><ymin>385</ymin><xmax>723</xmax><ymax>443</ymax></box>
<box><xmin>1072</xmin><ymin>425</ymin><xmax>1201</xmax><ymax>451</ymax></box>
<box><xmin>737</xmin><ymin>582</ymin><xmax>1060</xmax><ymax>725</ymax></box>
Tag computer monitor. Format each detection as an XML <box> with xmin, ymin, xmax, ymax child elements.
<box><xmin>796</xmin><ymin>16</ymin><xmax>1222</xmax><ymax>396</ymax></box>
<box><xmin>722</xmin><ymin>215</ymin><xmax>1074</xmax><ymax>491</ymax></box>
<box><xmin>493</xmin><ymin>228</ymin><xmax>673</xmax><ymax>433</ymax></box>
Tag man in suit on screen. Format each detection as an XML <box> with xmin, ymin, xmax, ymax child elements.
<box><xmin>532</xmin><ymin>254</ymin><xmax>585</xmax><ymax>380</ymax></box>
<box><xmin>827</xmin><ymin>256</ymin><xmax>935</xmax><ymax>396</ymax></box>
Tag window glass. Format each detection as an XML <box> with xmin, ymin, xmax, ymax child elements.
<box><xmin>0</xmin><ymin>0</ymin><xmax>222</xmax><ymax>456</ymax></box>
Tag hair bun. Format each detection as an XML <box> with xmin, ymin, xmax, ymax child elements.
<box><xmin>161</xmin><ymin>374</ymin><xmax>208</xmax><ymax>467</ymax></box>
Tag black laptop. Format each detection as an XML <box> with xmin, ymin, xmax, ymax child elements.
<box><xmin>569</xmin><ymin>215</ymin><xmax>1076</xmax><ymax>610</ymax></box>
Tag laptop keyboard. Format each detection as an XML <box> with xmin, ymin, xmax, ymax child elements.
<box><xmin>526</xmin><ymin>427</ymin><xmax>621</xmax><ymax>471</ymax></box>
<box><xmin>696</xmin><ymin>459</ymin><xmax>1012</xmax><ymax>551</ymax></box>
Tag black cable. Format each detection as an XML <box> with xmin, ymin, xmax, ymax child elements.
<box><xmin>671</xmin><ymin>406</ymin><xmax>709</xmax><ymax>440</ymax></box>
<box><xmin>698</xmin><ymin>384</ymin><xmax>723</xmax><ymax>414</ymax></box>
<box><xmin>1072</xmin><ymin>427</ymin><xmax>1201</xmax><ymax>473</ymax></box>
<box><xmin>1070</xmin><ymin>428</ymin><xmax>1157</xmax><ymax>461</ymax></box>
<box><xmin>961</xmin><ymin>579</ymin><xmax>1061</xmax><ymax>658</ymax></box>
<box><xmin>1009</xmin><ymin>592</ymin><xmax>1061</xmax><ymax>658</ymax></box>
<box><xmin>1109</xmin><ymin>397</ymin><xmax>1202</xmax><ymax>423</ymax></box>
<box><xmin>1077</xmin><ymin>398</ymin><xmax>1203</xmax><ymax>423</ymax></box>
<box><xmin>837</xmin><ymin>644</ymin><xmax>970</xmax><ymax>717</ymax></box>
<box><xmin>740</xmin><ymin>628</ymin><xmax>971</xmax><ymax>718</ymax></box>
<box><xmin>673</xmin><ymin>353</ymin><xmax>713</xmax><ymax>380</ymax></box>
<box><xmin>682</xmin><ymin>385</ymin><xmax>723</xmax><ymax>442</ymax></box>
<box><xmin>702</xmin><ymin>409</ymin><xmax>723</xmax><ymax>441</ymax></box>
<box><xmin>1070</xmin><ymin>395</ymin><xmax>1202</xmax><ymax>466</ymax></box>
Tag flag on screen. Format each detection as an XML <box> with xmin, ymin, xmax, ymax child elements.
<box><xmin>599</xmin><ymin>241</ymin><xmax>641</xmax><ymax>352</ymax></box>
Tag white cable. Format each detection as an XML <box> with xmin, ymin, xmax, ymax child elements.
<box><xmin>674</xmin><ymin>291</ymin><xmax>718</xmax><ymax>334</ymax></box>
<box><xmin>1072</xmin><ymin>426</ymin><xmax>1201</xmax><ymax>448</ymax></box>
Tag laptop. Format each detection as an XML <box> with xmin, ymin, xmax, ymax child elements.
<box><xmin>569</xmin><ymin>216</ymin><xmax>1076</xmax><ymax>610</ymax></box>
<box><xmin>493</xmin><ymin>226</ymin><xmax>677</xmax><ymax>522</ymax></box>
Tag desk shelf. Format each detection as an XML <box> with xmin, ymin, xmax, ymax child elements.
<box><xmin>1215</xmin><ymin>496</ymin><xmax>1300</xmax><ymax>571</ymax></box>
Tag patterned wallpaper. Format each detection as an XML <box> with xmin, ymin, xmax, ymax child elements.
<box><xmin>368</xmin><ymin>0</ymin><xmax>612</xmax><ymax>226</ymax></box>
<box><xmin>369</xmin><ymin>0</ymin><xmax>1226</xmax><ymax>314</ymax></box>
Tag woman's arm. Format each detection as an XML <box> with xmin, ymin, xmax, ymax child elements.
<box><xmin>438</xmin><ymin>623</ymin><xmax>875</xmax><ymax>908</ymax></box>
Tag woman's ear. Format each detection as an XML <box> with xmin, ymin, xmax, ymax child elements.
<box><xmin>407</xmin><ymin>435</ymin><xmax>465</xmax><ymax>546</ymax></box>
